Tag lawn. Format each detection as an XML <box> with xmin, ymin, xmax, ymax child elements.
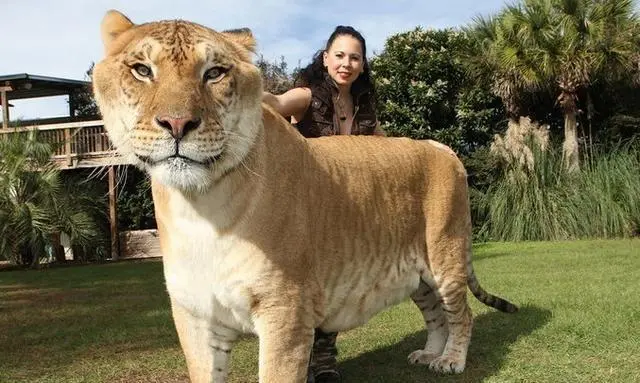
<box><xmin>1</xmin><ymin>239</ymin><xmax>639</xmax><ymax>382</ymax></box>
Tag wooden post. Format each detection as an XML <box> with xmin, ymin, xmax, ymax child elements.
<box><xmin>1</xmin><ymin>85</ymin><xmax>12</xmax><ymax>129</ymax></box>
<box><xmin>108</xmin><ymin>166</ymin><xmax>120</xmax><ymax>261</ymax></box>
<box><xmin>64</xmin><ymin>127</ymin><xmax>72</xmax><ymax>166</ymax></box>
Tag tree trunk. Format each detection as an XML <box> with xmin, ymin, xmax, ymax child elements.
<box><xmin>562</xmin><ymin>110</ymin><xmax>580</xmax><ymax>173</ymax></box>
<box><xmin>51</xmin><ymin>232</ymin><xmax>66</xmax><ymax>263</ymax></box>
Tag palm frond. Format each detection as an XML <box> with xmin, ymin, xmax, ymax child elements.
<box><xmin>0</xmin><ymin>130</ymin><xmax>106</xmax><ymax>266</ymax></box>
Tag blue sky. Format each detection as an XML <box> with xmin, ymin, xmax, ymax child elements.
<box><xmin>0</xmin><ymin>0</ymin><xmax>509</xmax><ymax>120</ymax></box>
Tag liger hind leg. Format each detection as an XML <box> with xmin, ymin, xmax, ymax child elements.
<box><xmin>413</xmin><ymin>148</ymin><xmax>476</xmax><ymax>374</ymax></box>
<box><xmin>430</xmin><ymin>275</ymin><xmax>473</xmax><ymax>374</ymax></box>
<box><xmin>419</xmin><ymin>222</ymin><xmax>474</xmax><ymax>373</ymax></box>
<box><xmin>408</xmin><ymin>280</ymin><xmax>449</xmax><ymax>365</ymax></box>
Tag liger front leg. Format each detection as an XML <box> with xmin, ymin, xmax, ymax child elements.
<box><xmin>254</xmin><ymin>308</ymin><xmax>315</xmax><ymax>383</ymax></box>
<box><xmin>171</xmin><ymin>301</ymin><xmax>238</xmax><ymax>383</ymax></box>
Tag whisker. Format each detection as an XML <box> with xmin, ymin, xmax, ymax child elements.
<box><xmin>223</xmin><ymin>131</ymin><xmax>255</xmax><ymax>145</ymax></box>
<box><xmin>227</xmin><ymin>146</ymin><xmax>264</xmax><ymax>181</ymax></box>
<box><xmin>115</xmin><ymin>165</ymin><xmax>129</xmax><ymax>196</ymax></box>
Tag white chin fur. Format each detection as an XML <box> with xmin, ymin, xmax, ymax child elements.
<box><xmin>148</xmin><ymin>157</ymin><xmax>213</xmax><ymax>192</ymax></box>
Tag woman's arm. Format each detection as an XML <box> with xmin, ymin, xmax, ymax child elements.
<box><xmin>262</xmin><ymin>87</ymin><xmax>312</xmax><ymax>120</ymax></box>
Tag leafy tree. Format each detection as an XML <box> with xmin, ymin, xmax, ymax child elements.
<box><xmin>69</xmin><ymin>63</ymin><xmax>99</xmax><ymax>118</ymax></box>
<box><xmin>371</xmin><ymin>28</ymin><xmax>504</xmax><ymax>156</ymax></box>
<box><xmin>256</xmin><ymin>55</ymin><xmax>296</xmax><ymax>94</ymax></box>
<box><xmin>586</xmin><ymin>77</ymin><xmax>640</xmax><ymax>145</ymax></box>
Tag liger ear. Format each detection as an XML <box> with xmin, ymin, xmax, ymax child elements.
<box><xmin>222</xmin><ymin>28</ymin><xmax>257</xmax><ymax>53</ymax></box>
<box><xmin>100</xmin><ymin>10</ymin><xmax>135</xmax><ymax>53</ymax></box>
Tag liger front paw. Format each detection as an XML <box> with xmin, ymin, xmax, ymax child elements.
<box><xmin>407</xmin><ymin>349</ymin><xmax>440</xmax><ymax>365</ymax></box>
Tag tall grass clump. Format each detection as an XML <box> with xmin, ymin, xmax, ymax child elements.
<box><xmin>477</xmin><ymin>118</ymin><xmax>640</xmax><ymax>241</ymax></box>
<box><xmin>569</xmin><ymin>142</ymin><xmax>640</xmax><ymax>237</ymax></box>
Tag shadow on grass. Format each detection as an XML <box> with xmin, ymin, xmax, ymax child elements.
<box><xmin>338</xmin><ymin>305</ymin><xmax>551</xmax><ymax>383</ymax></box>
<box><xmin>2</xmin><ymin>261</ymin><xmax>551</xmax><ymax>382</ymax></box>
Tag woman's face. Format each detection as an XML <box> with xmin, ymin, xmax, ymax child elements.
<box><xmin>323</xmin><ymin>35</ymin><xmax>364</xmax><ymax>89</ymax></box>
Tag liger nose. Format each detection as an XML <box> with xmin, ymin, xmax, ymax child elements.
<box><xmin>155</xmin><ymin>115</ymin><xmax>202</xmax><ymax>139</ymax></box>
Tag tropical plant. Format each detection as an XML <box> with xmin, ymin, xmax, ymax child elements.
<box><xmin>0</xmin><ymin>130</ymin><xmax>105</xmax><ymax>266</ymax></box>
<box><xmin>467</xmin><ymin>0</ymin><xmax>640</xmax><ymax>171</ymax></box>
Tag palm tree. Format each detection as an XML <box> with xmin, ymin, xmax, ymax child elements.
<box><xmin>552</xmin><ymin>0</ymin><xmax>638</xmax><ymax>171</ymax></box>
<box><xmin>468</xmin><ymin>0</ymin><xmax>639</xmax><ymax>171</ymax></box>
<box><xmin>466</xmin><ymin>14</ymin><xmax>527</xmax><ymax>124</ymax></box>
<box><xmin>0</xmin><ymin>130</ymin><xmax>105</xmax><ymax>267</ymax></box>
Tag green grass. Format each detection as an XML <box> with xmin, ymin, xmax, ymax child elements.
<box><xmin>1</xmin><ymin>239</ymin><xmax>639</xmax><ymax>382</ymax></box>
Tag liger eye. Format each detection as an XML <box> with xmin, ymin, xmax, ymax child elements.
<box><xmin>131</xmin><ymin>64</ymin><xmax>152</xmax><ymax>78</ymax></box>
<box><xmin>204</xmin><ymin>67</ymin><xmax>228</xmax><ymax>83</ymax></box>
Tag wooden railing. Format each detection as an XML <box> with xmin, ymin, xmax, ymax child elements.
<box><xmin>0</xmin><ymin>120</ymin><xmax>131</xmax><ymax>169</ymax></box>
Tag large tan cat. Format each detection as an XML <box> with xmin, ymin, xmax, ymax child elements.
<box><xmin>92</xmin><ymin>10</ymin><xmax>517</xmax><ymax>383</ymax></box>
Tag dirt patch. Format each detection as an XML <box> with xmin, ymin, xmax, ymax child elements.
<box><xmin>112</xmin><ymin>372</ymin><xmax>189</xmax><ymax>383</ymax></box>
<box><xmin>0</xmin><ymin>283</ymin><xmax>30</xmax><ymax>291</ymax></box>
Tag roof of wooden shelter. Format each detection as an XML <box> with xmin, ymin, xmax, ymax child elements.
<box><xmin>0</xmin><ymin>73</ymin><xmax>90</xmax><ymax>100</ymax></box>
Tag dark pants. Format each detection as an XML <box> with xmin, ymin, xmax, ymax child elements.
<box><xmin>309</xmin><ymin>329</ymin><xmax>339</xmax><ymax>379</ymax></box>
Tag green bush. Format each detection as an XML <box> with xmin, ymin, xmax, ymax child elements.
<box><xmin>370</xmin><ymin>28</ymin><xmax>504</xmax><ymax>156</ymax></box>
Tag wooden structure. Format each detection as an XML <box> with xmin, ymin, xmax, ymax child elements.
<box><xmin>119</xmin><ymin>229</ymin><xmax>162</xmax><ymax>259</ymax></box>
<box><xmin>2</xmin><ymin>73</ymin><xmax>87</xmax><ymax>128</ymax></box>
<box><xmin>1</xmin><ymin>119</ymin><xmax>131</xmax><ymax>169</ymax></box>
<box><xmin>0</xmin><ymin>73</ymin><xmax>133</xmax><ymax>260</ymax></box>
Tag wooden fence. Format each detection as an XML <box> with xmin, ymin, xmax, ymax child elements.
<box><xmin>0</xmin><ymin>120</ymin><xmax>130</xmax><ymax>168</ymax></box>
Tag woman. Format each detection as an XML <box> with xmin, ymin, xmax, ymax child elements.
<box><xmin>263</xmin><ymin>25</ymin><xmax>380</xmax><ymax>383</ymax></box>
<box><xmin>263</xmin><ymin>25</ymin><xmax>384</xmax><ymax>139</ymax></box>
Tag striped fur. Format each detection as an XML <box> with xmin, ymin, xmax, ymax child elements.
<box><xmin>93</xmin><ymin>10</ymin><xmax>518</xmax><ymax>383</ymax></box>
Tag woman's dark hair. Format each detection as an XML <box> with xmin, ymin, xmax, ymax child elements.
<box><xmin>295</xmin><ymin>25</ymin><xmax>375</xmax><ymax>98</ymax></box>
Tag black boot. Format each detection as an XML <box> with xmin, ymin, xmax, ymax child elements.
<box><xmin>309</xmin><ymin>329</ymin><xmax>341</xmax><ymax>383</ymax></box>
